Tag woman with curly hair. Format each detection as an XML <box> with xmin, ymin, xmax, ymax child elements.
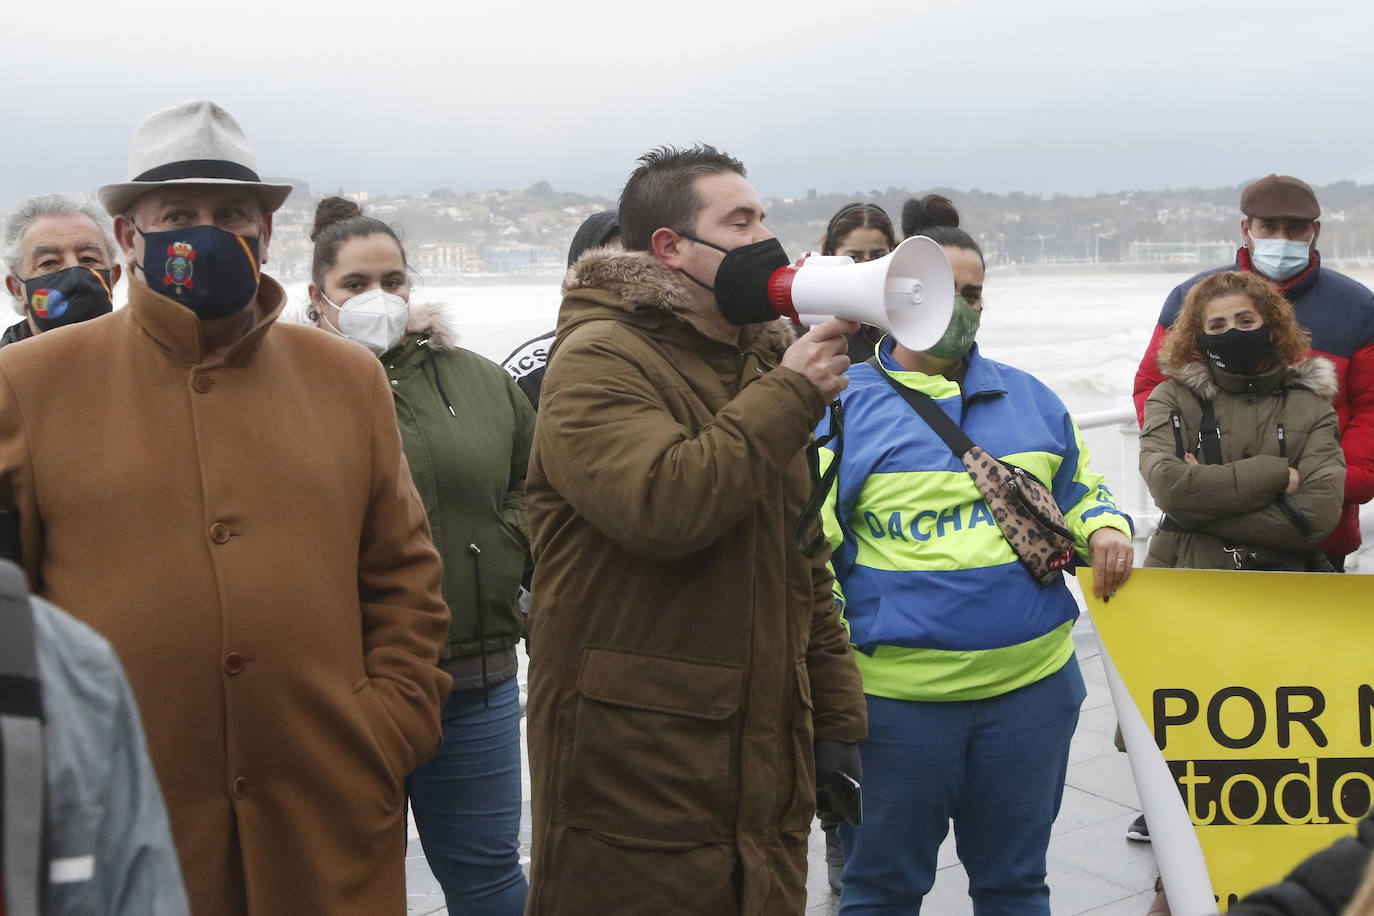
<box><xmin>1140</xmin><ymin>269</ymin><xmax>1346</xmax><ymax>571</ymax></box>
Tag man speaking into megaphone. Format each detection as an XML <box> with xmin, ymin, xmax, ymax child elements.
<box><xmin>642</xmin><ymin>167</ymin><xmax>868</xmax><ymax>402</ymax></box>
<box><xmin>522</xmin><ymin>144</ymin><xmax>873</xmax><ymax>915</ymax></box>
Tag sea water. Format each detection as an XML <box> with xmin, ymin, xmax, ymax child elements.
<box><xmin>275</xmin><ymin>270</ymin><xmax>1214</xmax><ymax>508</ymax></box>
<box><xmin>279</xmin><ymin>270</ymin><xmax>1190</xmax><ymax>415</ymax></box>
<box><xmin>276</xmin><ymin>268</ymin><xmax>1374</xmax><ymax>568</ymax></box>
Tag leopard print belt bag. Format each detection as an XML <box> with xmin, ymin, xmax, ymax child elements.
<box><xmin>959</xmin><ymin>447</ymin><xmax>1075</xmax><ymax>583</ymax></box>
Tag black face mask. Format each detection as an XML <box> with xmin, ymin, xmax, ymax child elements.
<box><xmin>22</xmin><ymin>266</ymin><xmax>115</xmax><ymax>331</ymax></box>
<box><xmin>1196</xmin><ymin>325</ymin><xmax>1274</xmax><ymax>376</ymax></box>
<box><xmin>680</xmin><ymin>234</ymin><xmax>790</xmax><ymax>325</ymax></box>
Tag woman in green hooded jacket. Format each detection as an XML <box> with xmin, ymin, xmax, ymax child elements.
<box><xmin>307</xmin><ymin>197</ymin><xmax>535</xmax><ymax>915</ymax></box>
<box><xmin>1140</xmin><ymin>269</ymin><xmax>1345</xmax><ymax>572</ymax></box>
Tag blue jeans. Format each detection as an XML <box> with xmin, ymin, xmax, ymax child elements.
<box><xmin>407</xmin><ymin>676</ymin><xmax>528</xmax><ymax>916</ymax></box>
<box><xmin>839</xmin><ymin>655</ymin><xmax>1085</xmax><ymax>915</ymax></box>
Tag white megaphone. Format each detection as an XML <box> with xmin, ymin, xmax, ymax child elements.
<box><xmin>766</xmin><ymin>236</ymin><xmax>956</xmax><ymax>351</ymax></box>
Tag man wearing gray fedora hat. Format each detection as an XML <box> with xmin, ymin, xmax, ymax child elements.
<box><xmin>0</xmin><ymin>99</ymin><xmax>452</xmax><ymax>914</ymax></box>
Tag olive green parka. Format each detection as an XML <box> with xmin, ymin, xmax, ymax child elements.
<box><xmin>524</xmin><ymin>250</ymin><xmax>867</xmax><ymax>916</ymax></box>
<box><xmin>1140</xmin><ymin>352</ymin><xmax>1345</xmax><ymax>569</ymax></box>
<box><xmin>383</xmin><ymin>302</ymin><xmax>535</xmax><ymax>663</ymax></box>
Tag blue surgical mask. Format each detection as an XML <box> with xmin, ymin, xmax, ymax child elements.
<box><xmin>1249</xmin><ymin>235</ymin><xmax>1311</xmax><ymax>282</ymax></box>
<box><xmin>136</xmin><ymin>224</ymin><xmax>261</xmax><ymax>319</ymax></box>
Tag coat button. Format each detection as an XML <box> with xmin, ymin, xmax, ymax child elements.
<box><xmin>232</xmin><ymin>777</ymin><xmax>247</xmax><ymax>799</ymax></box>
<box><xmin>192</xmin><ymin>374</ymin><xmax>213</xmax><ymax>393</ymax></box>
<box><xmin>209</xmin><ymin>522</ymin><xmax>231</xmax><ymax>544</ymax></box>
<box><xmin>224</xmin><ymin>652</ymin><xmax>245</xmax><ymax>675</ymax></box>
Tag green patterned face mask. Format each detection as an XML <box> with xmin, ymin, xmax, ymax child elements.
<box><xmin>922</xmin><ymin>294</ymin><xmax>980</xmax><ymax>361</ymax></box>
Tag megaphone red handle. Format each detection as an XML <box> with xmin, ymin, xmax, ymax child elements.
<box><xmin>767</xmin><ymin>265</ymin><xmax>801</xmax><ymax>322</ymax></box>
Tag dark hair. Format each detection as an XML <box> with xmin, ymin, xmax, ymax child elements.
<box><xmin>310</xmin><ymin>196</ymin><xmax>407</xmax><ymax>286</ymax></box>
<box><xmin>618</xmin><ymin>144</ymin><xmax>746</xmax><ymax>252</ymax></box>
<box><xmin>901</xmin><ymin>194</ymin><xmax>983</xmax><ymax>266</ymax></box>
<box><xmin>567</xmin><ymin>210</ymin><xmax>620</xmax><ymax>267</ymax></box>
<box><xmin>821</xmin><ymin>202</ymin><xmax>896</xmax><ymax>255</ymax></box>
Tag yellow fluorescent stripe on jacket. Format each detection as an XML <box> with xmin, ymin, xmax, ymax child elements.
<box><xmin>815</xmin><ymin>342</ymin><xmax>1132</xmax><ymax>701</ymax></box>
<box><xmin>855</xmin><ymin>623</ymin><xmax>1076</xmax><ymax>702</ymax></box>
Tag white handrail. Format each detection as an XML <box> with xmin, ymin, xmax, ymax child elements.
<box><xmin>1073</xmin><ymin>404</ymin><xmax>1161</xmax><ymax>550</ymax></box>
<box><xmin>1074</xmin><ymin>406</ymin><xmax>1138</xmax><ymax>428</ymax></box>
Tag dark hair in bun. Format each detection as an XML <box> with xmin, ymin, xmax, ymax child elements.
<box><xmin>901</xmin><ymin>194</ymin><xmax>983</xmax><ymax>266</ymax></box>
<box><xmin>310</xmin><ymin>196</ymin><xmax>407</xmax><ymax>286</ymax></box>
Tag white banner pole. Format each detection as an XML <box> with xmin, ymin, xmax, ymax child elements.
<box><xmin>1097</xmin><ymin>635</ymin><xmax>1217</xmax><ymax>915</ymax></box>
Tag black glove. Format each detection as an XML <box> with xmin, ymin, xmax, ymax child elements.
<box><xmin>814</xmin><ymin>739</ymin><xmax>863</xmax><ymax>825</ymax></box>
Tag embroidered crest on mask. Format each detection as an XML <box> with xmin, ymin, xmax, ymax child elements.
<box><xmin>164</xmin><ymin>241</ymin><xmax>196</xmax><ymax>292</ymax></box>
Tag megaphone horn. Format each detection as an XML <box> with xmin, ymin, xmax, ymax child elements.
<box><xmin>767</xmin><ymin>236</ymin><xmax>956</xmax><ymax>352</ymax></box>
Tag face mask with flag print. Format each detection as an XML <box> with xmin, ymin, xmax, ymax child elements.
<box><xmin>22</xmin><ymin>266</ymin><xmax>114</xmax><ymax>331</ymax></box>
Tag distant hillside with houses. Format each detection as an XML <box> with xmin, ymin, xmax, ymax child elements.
<box><xmin>258</xmin><ymin>179</ymin><xmax>1374</xmax><ymax>281</ymax></box>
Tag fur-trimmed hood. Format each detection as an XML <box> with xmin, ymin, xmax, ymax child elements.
<box><xmin>1159</xmin><ymin>352</ymin><xmax>1339</xmax><ymax>402</ymax></box>
<box><xmin>561</xmin><ymin>247</ymin><xmax>796</xmax><ymax>359</ymax></box>
<box><xmin>405</xmin><ymin>301</ymin><xmax>461</xmax><ymax>351</ymax></box>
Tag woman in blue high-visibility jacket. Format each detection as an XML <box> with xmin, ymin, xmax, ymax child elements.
<box><xmin>820</xmin><ymin>195</ymin><xmax>1135</xmax><ymax>915</ymax></box>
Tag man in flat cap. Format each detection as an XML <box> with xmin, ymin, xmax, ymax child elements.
<box><xmin>1133</xmin><ymin>173</ymin><xmax>1374</xmax><ymax>571</ymax></box>
<box><xmin>0</xmin><ymin>100</ymin><xmax>451</xmax><ymax>914</ymax></box>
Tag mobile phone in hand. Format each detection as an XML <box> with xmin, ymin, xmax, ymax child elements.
<box><xmin>827</xmin><ymin>770</ymin><xmax>862</xmax><ymax>826</ymax></box>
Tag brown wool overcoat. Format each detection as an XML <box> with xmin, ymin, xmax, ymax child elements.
<box><xmin>524</xmin><ymin>250</ymin><xmax>867</xmax><ymax>916</ymax></box>
<box><xmin>0</xmin><ymin>276</ymin><xmax>452</xmax><ymax>914</ymax></box>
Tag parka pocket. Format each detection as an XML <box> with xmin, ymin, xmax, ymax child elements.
<box><xmin>561</xmin><ymin>648</ymin><xmax>743</xmax><ymax>842</ymax></box>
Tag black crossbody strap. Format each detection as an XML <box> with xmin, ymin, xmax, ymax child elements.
<box><xmin>794</xmin><ymin>400</ymin><xmax>845</xmax><ymax>558</ymax></box>
<box><xmin>1197</xmin><ymin>398</ymin><xmax>1223</xmax><ymax>465</ymax></box>
<box><xmin>865</xmin><ymin>355</ymin><xmax>973</xmax><ymax>458</ymax></box>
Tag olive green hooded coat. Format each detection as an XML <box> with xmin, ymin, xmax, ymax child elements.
<box><xmin>1140</xmin><ymin>353</ymin><xmax>1345</xmax><ymax>569</ymax></box>
<box><xmin>382</xmin><ymin>301</ymin><xmax>535</xmax><ymax>665</ymax></box>
<box><xmin>524</xmin><ymin>249</ymin><xmax>867</xmax><ymax>916</ymax></box>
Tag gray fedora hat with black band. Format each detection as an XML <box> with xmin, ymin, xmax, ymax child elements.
<box><xmin>98</xmin><ymin>100</ymin><xmax>293</xmax><ymax>217</ymax></box>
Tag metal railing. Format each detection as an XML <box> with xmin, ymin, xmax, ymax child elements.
<box><xmin>1073</xmin><ymin>406</ymin><xmax>1160</xmax><ymax>553</ymax></box>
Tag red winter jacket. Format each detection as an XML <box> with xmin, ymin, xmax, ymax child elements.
<box><xmin>1132</xmin><ymin>249</ymin><xmax>1374</xmax><ymax>558</ymax></box>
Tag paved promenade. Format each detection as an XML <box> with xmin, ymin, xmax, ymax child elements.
<box><xmin>405</xmin><ymin>606</ymin><xmax>1158</xmax><ymax>914</ymax></box>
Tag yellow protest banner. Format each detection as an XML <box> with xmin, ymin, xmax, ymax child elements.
<box><xmin>1081</xmin><ymin>567</ymin><xmax>1374</xmax><ymax>911</ymax></box>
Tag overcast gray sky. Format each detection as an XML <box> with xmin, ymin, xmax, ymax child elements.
<box><xmin>6</xmin><ymin>0</ymin><xmax>1372</xmax><ymax>203</ymax></box>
